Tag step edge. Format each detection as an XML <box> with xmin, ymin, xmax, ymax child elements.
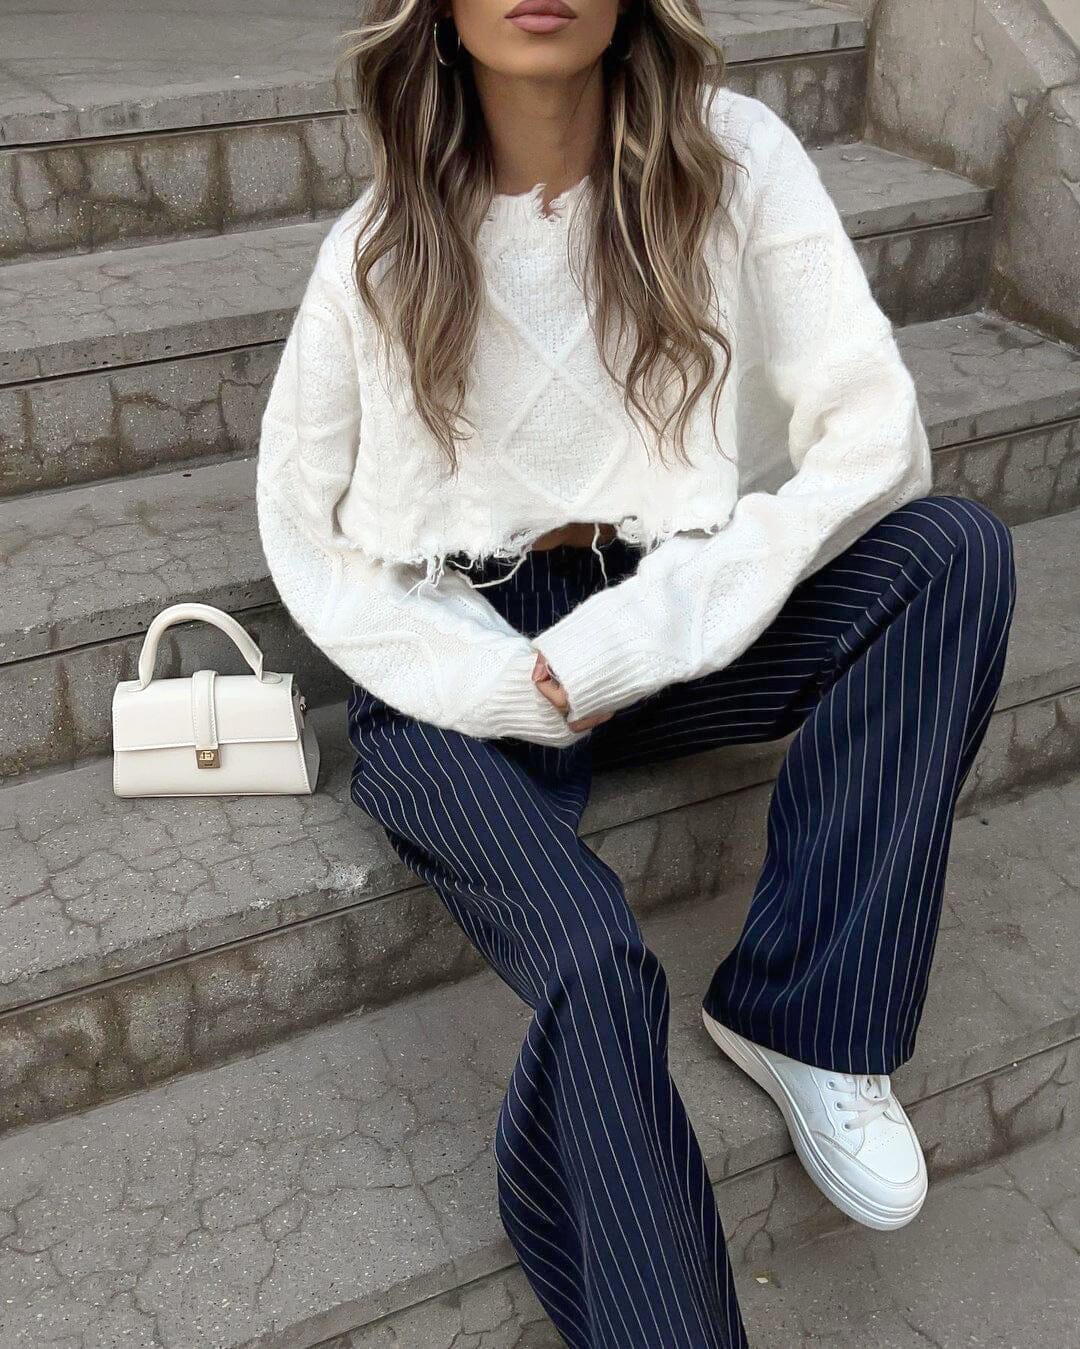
<box><xmin>0</xmin><ymin>9</ymin><xmax>866</xmax><ymax>150</ymax></box>
<box><xmin>0</xmin><ymin>145</ymin><xmax>991</xmax><ymax>379</ymax></box>
<box><xmin>4</xmin><ymin>476</ymin><xmax>1079</xmax><ymax>681</ymax></box>
<box><xmin>11</xmin><ymin>976</ymin><xmax>1073</xmax><ymax>1348</ymax></box>
<box><xmin>0</xmin><ymin>683</ymin><xmax>1075</xmax><ymax>1031</ymax></box>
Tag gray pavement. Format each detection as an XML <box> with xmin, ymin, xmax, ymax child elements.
<box><xmin>2</xmin><ymin>1</ymin><xmax>1079</xmax><ymax>1345</ymax></box>
<box><xmin>0</xmin><ymin>2</ymin><xmax>864</xmax><ymax>144</ymax></box>
<box><xmin>0</xmin><ymin>776</ymin><xmax>1078</xmax><ymax>1346</ymax></box>
<box><xmin>0</xmin><ymin>149</ymin><xmax>993</xmax><ymax>381</ymax></box>
<box><xmin>335</xmin><ymin>1132</ymin><xmax>1080</xmax><ymax>1347</ymax></box>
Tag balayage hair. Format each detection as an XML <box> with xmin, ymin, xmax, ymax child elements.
<box><xmin>337</xmin><ymin>0</ymin><xmax>744</xmax><ymax>471</ymax></box>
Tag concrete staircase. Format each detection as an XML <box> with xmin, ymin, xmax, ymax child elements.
<box><xmin>2</xmin><ymin>2</ymin><xmax>1079</xmax><ymax>1344</ymax></box>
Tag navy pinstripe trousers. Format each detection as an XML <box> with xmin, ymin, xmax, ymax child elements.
<box><xmin>346</xmin><ymin>494</ymin><xmax>1016</xmax><ymax>1348</ymax></box>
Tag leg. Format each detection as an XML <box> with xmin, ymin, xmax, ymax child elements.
<box><xmin>593</xmin><ymin>494</ymin><xmax>1016</xmax><ymax>1074</ymax></box>
<box><xmin>347</xmin><ymin>688</ymin><xmax>748</xmax><ymax>1349</ymax></box>
<box><xmin>708</xmin><ymin>495</ymin><xmax>1015</xmax><ymax>1073</ymax></box>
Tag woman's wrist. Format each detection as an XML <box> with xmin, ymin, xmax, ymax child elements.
<box><xmin>480</xmin><ymin>646</ymin><xmax>583</xmax><ymax>746</ymax></box>
<box><xmin>531</xmin><ymin>646</ymin><xmax>613</xmax><ymax>733</ymax></box>
<box><xmin>531</xmin><ymin>650</ymin><xmax>566</xmax><ymax>708</ymax></box>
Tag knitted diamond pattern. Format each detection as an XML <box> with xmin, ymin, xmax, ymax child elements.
<box><xmin>256</xmin><ymin>85</ymin><xmax>933</xmax><ymax>744</ymax></box>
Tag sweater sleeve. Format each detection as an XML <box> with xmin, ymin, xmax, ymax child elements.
<box><xmin>532</xmin><ymin>107</ymin><xmax>934</xmax><ymax>724</ymax></box>
<box><xmin>255</xmin><ymin>229</ymin><xmax>586</xmax><ymax>748</ymax></box>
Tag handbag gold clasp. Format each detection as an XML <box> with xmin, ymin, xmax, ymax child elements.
<box><xmin>196</xmin><ymin>748</ymin><xmax>220</xmax><ymax>769</ymax></box>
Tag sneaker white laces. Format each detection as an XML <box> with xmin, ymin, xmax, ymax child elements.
<box><xmin>827</xmin><ymin>1073</ymin><xmax>893</xmax><ymax>1131</ymax></box>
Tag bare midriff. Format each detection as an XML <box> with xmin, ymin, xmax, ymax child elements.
<box><xmin>530</xmin><ymin>521</ymin><xmax>618</xmax><ymax>551</ymax></box>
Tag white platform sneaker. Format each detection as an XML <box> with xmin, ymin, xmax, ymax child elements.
<box><xmin>702</xmin><ymin>1009</ymin><xmax>927</xmax><ymax>1230</ymax></box>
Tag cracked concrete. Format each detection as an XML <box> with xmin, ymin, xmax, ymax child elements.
<box><xmin>0</xmin><ymin>3</ymin><xmax>1077</xmax><ymax>1344</ymax></box>
<box><xmin>736</xmin><ymin>1131</ymin><xmax>1080</xmax><ymax>1347</ymax></box>
<box><xmin>865</xmin><ymin>0</ymin><xmax>1080</xmax><ymax>347</ymax></box>
<box><xmin>812</xmin><ymin>140</ymin><xmax>992</xmax><ymax>233</ymax></box>
<box><xmin>898</xmin><ymin>312</ymin><xmax>1080</xmax><ymax>448</ymax></box>
<box><xmin>856</xmin><ymin>218</ymin><xmax>991</xmax><ymax>326</ymax></box>
<box><xmin>934</xmin><ymin>415</ymin><xmax>1080</xmax><ymax>527</ymax></box>
<box><xmin>0</xmin><ymin>221</ymin><xmax>319</xmax><ymax>383</ymax></box>
<box><xmin>723</xmin><ymin>41</ymin><xmax>865</xmax><ymax>145</ymax></box>
<box><xmin>0</xmin><ymin>775</ymin><xmax>1077</xmax><ymax>1345</ymax></box>
<box><xmin>0</xmin><ymin>4</ymin><xmax>865</xmax><ymax>264</ymax></box>
<box><xmin>0</xmin><ymin>114</ymin><xmax>371</xmax><ymax>264</ymax></box>
<box><xmin>2</xmin><ymin>142</ymin><xmax>965</xmax><ymax>383</ymax></box>
<box><xmin>326</xmin><ymin>1130</ymin><xmax>1080</xmax><ymax>1347</ymax></box>
<box><xmin>0</xmin><ymin>707</ymin><xmax>788</xmax><ymax>1128</ymax></box>
<box><xmin>0</xmin><ymin>715</ymin><xmax>773</xmax><ymax>1012</ymax></box>
<box><xmin>0</xmin><ymin>52</ymin><xmax>868</xmax><ymax>267</ymax></box>
<box><xmin>0</xmin><ymin>715</ymin><xmax>1077</xmax><ymax>1126</ymax></box>
<box><xmin>0</xmin><ymin>1</ymin><xmax>356</xmax><ymax>147</ymax></box>
<box><xmin>8</xmin><ymin>319</ymin><xmax>1078</xmax><ymax>663</ymax></box>
<box><xmin>1</xmin><ymin>458</ymin><xmax>271</xmax><ymax>662</ymax></box>
<box><xmin>867</xmin><ymin>0</ymin><xmax>1080</xmax><ymax>186</ymax></box>
<box><xmin>995</xmin><ymin>82</ymin><xmax>1080</xmax><ymax>346</ymax></box>
<box><xmin>4</xmin><ymin>304</ymin><xmax>1073</xmax><ymax>507</ymax></box>
<box><xmin>0</xmin><ymin>2</ymin><xmax>863</xmax><ymax>147</ymax></box>
<box><xmin>999</xmin><ymin>509</ymin><xmax>1080</xmax><ymax>706</ymax></box>
<box><xmin>0</xmin><ymin>344</ymin><xmax>279</xmax><ymax>497</ymax></box>
<box><xmin>2</xmin><ymin>461</ymin><xmax>1079</xmax><ymax>778</ymax></box>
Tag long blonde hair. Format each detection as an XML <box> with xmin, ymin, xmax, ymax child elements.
<box><xmin>337</xmin><ymin>0</ymin><xmax>744</xmax><ymax>471</ymax></box>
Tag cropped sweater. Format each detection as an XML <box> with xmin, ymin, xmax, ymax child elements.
<box><xmin>255</xmin><ymin>86</ymin><xmax>933</xmax><ymax>748</ymax></box>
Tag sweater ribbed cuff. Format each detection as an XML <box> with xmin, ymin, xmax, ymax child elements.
<box><xmin>534</xmin><ymin>606</ymin><xmax>685</xmax><ymax>724</ymax></box>
<box><xmin>480</xmin><ymin>646</ymin><xmax>589</xmax><ymax>747</ymax></box>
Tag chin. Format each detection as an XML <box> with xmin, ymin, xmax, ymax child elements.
<box><xmin>501</xmin><ymin>53</ymin><xmax>593</xmax><ymax>78</ymax></box>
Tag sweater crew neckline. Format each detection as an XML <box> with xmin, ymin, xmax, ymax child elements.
<box><xmin>255</xmin><ymin>86</ymin><xmax>934</xmax><ymax>745</ymax></box>
<box><xmin>484</xmin><ymin>173</ymin><xmax>591</xmax><ymax>231</ymax></box>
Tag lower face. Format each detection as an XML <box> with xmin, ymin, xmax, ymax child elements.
<box><xmin>449</xmin><ymin>0</ymin><xmax>622</xmax><ymax>80</ymax></box>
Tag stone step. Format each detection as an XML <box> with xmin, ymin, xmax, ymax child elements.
<box><xmin>2</xmin><ymin>1</ymin><xmax>866</xmax><ymax>147</ymax></box>
<box><xmin>738</xmin><ymin>1130</ymin><xmax>1080</xmax><ymax>1349</ymax></box>
<box><xmin>342</xmin><ymin>1130</ymin><xmax>1080</xmax><ymax>1348</ymax></box>
<box><xmin>0</xmin><ymin>774</ymin><xmax>1077</xmax><ymax>1346</ymax></box>
<box><xmin>3</xmin><ymin>310</ymin><xmax>1079</xmax><ymax>778</ymax></box>
<box><xmin>1</xmin><ymin>1</ymin><xmax>866</xmax><ymax>262</ymax></box>
<box><xmin>903</xmin><ymin>314</ymin><xmax>1080</xmax><ymax>521</ymax></box>
<box><xmin>2</xmin><ymin>504</ymin><xmax>1079</xmax><ymax>1130</ymax></box>
<box><xmin>0</xmin><ymin>140</ymin><xmax>989</xmax><ymax>387</ymax></box>
<box><xmin>0</xmin><ymin>138</ymin><xmax>990</xmax><ymax>497</ymax></box>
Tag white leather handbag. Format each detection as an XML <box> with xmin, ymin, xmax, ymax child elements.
<box><xmin>112</xmin><ymin>602</ymin><xmax>320</xmax><ymax>798</ymax></box>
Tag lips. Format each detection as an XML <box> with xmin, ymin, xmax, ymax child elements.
<box><xmin>505</xmin><ymin>0</ymin><xmax>578</xmax><ymax>33</ymax></box>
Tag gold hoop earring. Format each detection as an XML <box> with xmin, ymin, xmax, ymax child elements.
<box><xmin>433</xmin><ymin>17</ymin><xmax>461</xmax><ymax>67</ymax></box>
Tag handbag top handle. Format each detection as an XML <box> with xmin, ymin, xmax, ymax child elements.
<box><xmin>136</xmin><ymin>602</ymin><xmax>272</xmax><ymax>691</ymax></box>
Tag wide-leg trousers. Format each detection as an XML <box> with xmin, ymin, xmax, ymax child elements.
<box><xmin>346</xmin><ymin>494</ymin><xmax>1017</xmax><ymax>1348</ymax></box>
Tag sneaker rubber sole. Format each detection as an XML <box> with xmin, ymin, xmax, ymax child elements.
<box><xmin>702</xmin><ymin>1008</ymin><xmax>925</xmax><ymax>1232</ymax></box>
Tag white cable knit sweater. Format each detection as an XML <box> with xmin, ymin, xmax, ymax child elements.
<box><xmin>256</xmin><ymin>86</ymin><xmax>933</xmax><ymax>748</ymax></box>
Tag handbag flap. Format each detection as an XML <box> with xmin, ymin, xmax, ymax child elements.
<box><xmin>112</xmin><ymin>672</ymin><xmax>301</xmax><ymax>752</ymax></box>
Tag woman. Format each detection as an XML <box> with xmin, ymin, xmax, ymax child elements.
<box><xmin>255</xmin><ymin>0</ymin><xmax>1017</xmax><ymax>1342</ymax></box>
